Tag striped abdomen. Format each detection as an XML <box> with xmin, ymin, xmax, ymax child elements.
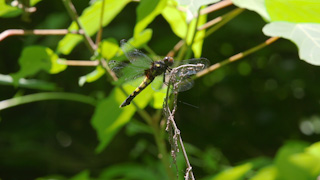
<box><xmin>120</xmin><ymin>76</ymin><xmax>154</xmax><ymax>107</ymax></box>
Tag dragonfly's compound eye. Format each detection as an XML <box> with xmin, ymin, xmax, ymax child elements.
<box><xmin>164</xmin><ymin>56</ymin><xmax>174</xmax><ymax>66</ymax></box>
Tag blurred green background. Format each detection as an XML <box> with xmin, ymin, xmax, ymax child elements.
<box><xmin>1</xmin><ymin>0</ymin><xmax>320</xmax><ymax>179</ymax></box>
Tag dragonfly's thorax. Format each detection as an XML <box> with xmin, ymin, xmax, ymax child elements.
<box><xmin>147</xmin><ymin>60</ymin><xmax>168</xmax><ymax>78</ymax></box>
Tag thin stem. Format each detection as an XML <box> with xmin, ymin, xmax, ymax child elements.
<box><xmin>95</xmin><ymin>0</ymin><xmax>106</xmax><ymax>45</ymax></box>
<box><xmin>205</xmin><ymin>8</ymin><xmax>244</xmax><ymax>38</ymax></box>
<box><xmin>58</xmin><ymin>59</ymin><xmax>99</xmax><ymax>66</ymax></box>
<box><xmin>0</xmin><ymin>29</ymin><xmax>83</xmax><ymax>41</ymax></box>
<box><xmin>196</xmin><ymin>36</ymin><xmax>280</xmax><ymax>78</ymax></box>
<box><xmin>199</xmin><ymin>0</ymin><xmax>233</xmax><ymax>16</ymax></box>
<box><xmin>0</xmin><ymin>92</ymin><xmax>96</xmax><ymax>111</ymax></box>
<box><xmin>62</xmin><ymin>0</ymin><xmax>96</xmax><ymax>53</ymax></box>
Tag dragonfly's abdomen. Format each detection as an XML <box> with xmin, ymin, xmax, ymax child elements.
<box><xmin>120</xmin><ymin>76</ymin><xmax>154</xmax><ymax>107</ymax></box>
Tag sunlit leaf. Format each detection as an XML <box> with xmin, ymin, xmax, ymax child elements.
<box><xmin>162</xmin><ymin>1</ymin><xmax>207</xmax><ymax>57</ymax></box>
<box><xmin>134</xmin><ymin>0</ymin><xmax>167</xmax><ymax>38</ymax></box>
<box><xmin>250</xmin><ymin>165</ymin><xmax>277</xmax><ymax>180</ymax></box>
<box><xmin>70</xmin><ymin>170</ymin><xmax>90</xmax><ymax>180</ymax></box>
<box><xmin>0</xmin><ymin>0</ymin><xmax>41</xmax><ymax>17</ymax></box>
<box><xmin>57</xmin><ymin>0</ymin><xmax>130</xmax><ymax>55</ymax></box>
<box><xmin>211</xmin><ymin>163</ymin><xmax>252</xmax><ymax>180</ymax></box>
<box><xmin>176</xmin><ymin>0</ymin><xmax>219</xmax><ymax>22</ymax></box>
<box><xmin>92</xmin><ymin>82</ymin><xmax>155</xmax><ymax>153</ymax></box>
<box><xmin>263</xmin><ymin>22</ymin><xmax>320</xmax><ymax>66</ymax></box>
<box><xmin>162</xmin><ymin>0</ymin><xmax>186</xmax><ymax>38</ymax></box>
<box><xmin>232</xmin><ymin>0</ymin><xmax>270</xmax><ymax>21</ymax></box>
<box><xmin>192</xmin><ymin>13</ymin><xmax>207</xmax><ymax>58</ymax></box>
<box><xmin>10</xmin><ymin>46</ymin><xmax>67</xmax><ymax>85</ymax></box>
<box><xmin>100</xmin><ymin>38</ymin><xmax>119</xmax><ymax>60</ymax></box>
<box><xmin>150</xmin><ymin>88</ymin><xmax>167</xmax><ymax>109</ymax></box>
<box><xmin>0</xmin><ymin>0</ymin><xmax>21</xmax><ymax>17</ymax></box>
<box><xmin>305</xmin><ymin>142</ymin><xmax>320</xmax><ymax>159</ymax></box>
<box><xmin>265</xmin><ymin>0</ymin><xmax>320</xmax><ymax>23</ymax></box>
<box><xmin>99</xmin><ymin>163</ymin><xmax>164</xmax><ymax>180</ymax></box>
<box><xmin>274</xmin><ymin>141</ymin><xmax>310</xmax><ymax>180</ymax></box>
<box><xmin>79</xmin><ymin>66</ymin><xmax>105</xmax><ymax>86</ymax></box>
<box><xmin>117</xmin><ymin>29</ymin><xmax>153</xmax><ymax>57</ymax></box>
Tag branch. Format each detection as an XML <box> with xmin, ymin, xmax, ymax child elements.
<box><xmin>0</xmin><ymin>29</ymin><xmax>83</xmax><ymax>41</ymax></box>
<box><xmin>62</xmin><ymin>0</ymin><xmax>96</xmax><ymax>53</ymax></box>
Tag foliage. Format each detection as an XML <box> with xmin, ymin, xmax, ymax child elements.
<box><xmin>1</xmin><ymin>0</ymin><xmax>320</xmax><ymax>179</ymax></box>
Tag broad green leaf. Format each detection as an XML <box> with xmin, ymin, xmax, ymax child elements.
<box><xmin>265</xmin><ymin>0</ymin><xmax>320</xmax><ymax>23</ymax></box>
<box><xmin>150</xmin><ymin>88</ymin><xmax>167</xmax><ymax>109</ymax></box>
<box><xmin>117</xmin><ymin>29</ymin><xmax>153</xmax><ymax>57</ymax></box>
<box><xmin>0</xmin><ymin>74</ymin><xmax>58</xmax><ymax>91</ymax></box>
<box><xmin>176</xmin><ymin>0</ymin><xmax>219</xmax><ymax>22</ymax></box>
<box><xmin>263</xmin><ymin>22</ymin><xmax>320</xmax><ymax>66</ymax></box>
<box><xmin>275</xmin><ymin>141</ymin><xmax>310</xmax><ymax>180</ymax></box>
<box><xmin>250</xmin><ymin>165</ymin><xmax>277</xmax><ymax>180</ymax></box>
<box><xmin>99</xmin><ymin>163</ymin><xmax>164</xmax><ymax>180</ymax></box>
<box><xmin>305</xmin><ymin>142</ymin><xmax>320</xmax><ymax>159</ymax></box>
<box><xmin>92</xmin><ymin>82</ymin><xmax>155</xmax><ymax>153</ymax></box>
<box><xmin>162</xmin><ymin>1</ymin><xmax>207</xmax><ymax>57</ymax></box>
<box><xmin>100</xmin><ymin>38</ymin><xmax>119</xmax><ymax>60</ymax></box>
<box><xmin>70</xmin><ymin>170</ymin><xmax>90</xmax><ymax>180</ymax></box>
<box><xmin>211</xmin><ymin>163</ymin><xmax>252</xmax><ymax>180</ymax></box>
<box><xmin>78</xmin><ymin>66</ymin><xmax>105</xmax><ymax>86</ymax></box>
<box><xmin>162</xmin><ymin>0</ymin><xmax>186</xmax><ymax>38</ymax></box>
<box><xmin>0</xmin><ymin>0</ymin><xmax>41</xmax><ymax>17</ymax></box>
<box><xmin>232</xmin><ymin>0</ymin><xmax>270</xmax><ymax>21</ymax></box>
<box><xmin>57</xmin><ymin>0</ymin><xmax>130</xmax><ymax>55</ymax></box>
<box><xmin>11</xmin><ymin>46</ymin><xmax>67</xmax><ymax>85</ymax></box>
<box><xmin>0</xmin><ymin>0</ymin><xmax>21</xmax><ymax>17</ymax></box>
<box><xmin>192</xmin><ymin>13</ymin><xmax>207</xmax><ymax>58</ymax></box>
<box><xmin>134</xmin><ymin>0</ymin><xmax>167</xmax><ymax>38</ymax></box>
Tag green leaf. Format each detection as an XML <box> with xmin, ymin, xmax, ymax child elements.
<box><xmin>192</xmin><ymin>13</ymin><xmax>207</xmax><ymax>58</ymax></box>
<box><xmin>211</xmin><ymin>163</ymin><xmax>252</xmax><ymax>180</ymax></box>
<box><xmin>275</xmin><ymin>141</ymin><xmax>310</xmax><ymax>180</ymax></box>
<box><xmin>176</xmin><ymin>0</ymin><xmax>219</xmax><ymax>21</ymax></box>
<box><xmin>117</xmin><ymin>29</ymin><xmax>153</xmax><ymax>57</ymax></box>
<box><xmin>92</xmin><ymin>82</ymin><xmax>155</xmax><ymax>153</ymax></box>
<box><xmin>0</xmin><ymin>0</ymin><xmax>21</xmax><ymax>17</ymax></box>
<box><xmin>0</xmin><ymin>0</ymin><xmax>41</xmax><ymax>18</ymax></box>
<box><xmin>263</xmin><ymin>22</ymin><xmax>320</xmax><ymax>66</ymax></box>
<box><xmin>250</xmin><ymin>165</ymin><xmax>277</xmax><ymax>180</ymax></box>
<box><xmin>70</xmin><ymin>170</ymin><xmax>90</xmax><ymax>180</ymax></box>
<box><xmin>11</xmin><ymin>46</ymin><xmax>67</xmax><ymax>85</ymax></box>
<box><xmin>79</xmin><ymin>66</ymin><xmax>105</xmax><ymax>86</ymax></box>
<box><xmin>265</xmin><ymin>0</ymin><xmax>320</xmax><ymax>23</ymax></box>
<box><xmin>57</xmin><ymin>0</ymin><xmax>130</xmax><ymax>55</ymax></box>
<box><xmin>150</xmin><ymin>88</ymin><xmax>167</xmax><ymax>109</ymax></box>
<box><xmin>232</xmin><ymin>0</ymin><xmax>270</xmax><ymax>21</ymax></box>
<box><xmin>305</xmin><ymin>142</ymin><xmax>320</xmax><ymax>159</ymax></box>
<box><xmin>162</xmin><ymin>1</ymin><xmax>207</xmax><ymax>57</ymax></box>
<box><xmin>99</xmin><ymin>163</ymin><xmax>164</xmax><ymax>180</ymax></box>
<box><xmin>134</xmin><ymin>0</ymin><xmax>167</xmax><ymax>38</ymax></box>
<box><xmin>100</xmin><ymin>38</ymin><xmax>119</xmax><ymax>60</ymax></box>
<box><xmin>162</xmin><ymin>0</ymin><xmax>186</xmax><ymax>38</ymax></box>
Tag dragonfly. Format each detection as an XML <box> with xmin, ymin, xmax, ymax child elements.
<box><xmin>109</xmin><ymin>40</ymin><xmax>209</xmax><ymax>108</ymax></box>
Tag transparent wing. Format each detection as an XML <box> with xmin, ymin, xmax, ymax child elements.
<box><xmin>170</xmin><ymin>57</ymin><xmax>210</xmax><ymax>92</ymax></box>
<box><xmin>108</xmin><ymin>60</ymin><xmax>145</xmax><ymax>86</ymax></box>
<box><xmin>120</xmin><ymin>39</ymin><xmax>153</xmax><ymax>70</ymax></box>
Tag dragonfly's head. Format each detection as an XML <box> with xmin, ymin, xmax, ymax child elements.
<box><xmin>163</xmin><ymin>56</ymin><xmax>174</xmax><ymax>66</ymax></box>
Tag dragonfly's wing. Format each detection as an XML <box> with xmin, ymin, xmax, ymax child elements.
<box><xmin>180</xmin><ymin>57</ymin><xmax>210</xmax><ymax>70</ymax></box>
<box><xmin>170</xmin><ymin>57</ymin><xmax>210</xmax><ymax>92</ymax></box>
<box><xmin>108</xmin><ymin>60</ymin><xmax>145</xmax><ymax>86</ymax></box>
<box><xmin>120</xmin><ymin>39</ymin><xmax>153</xmax><ymax>70</ymax></box>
